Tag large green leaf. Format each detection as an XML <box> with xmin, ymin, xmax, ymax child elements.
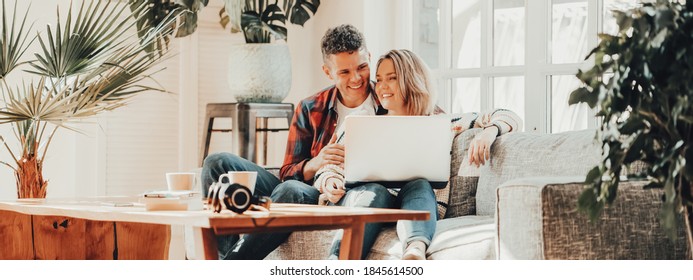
<box><xmin>129</xmin><ymin>0</ymin><xmax>209</xmax><ymax>54</ymax></box>
<box><xmin>284</xmin><ymin>0</ymin><xmax>319</xmax><ymax>26</ymax></box>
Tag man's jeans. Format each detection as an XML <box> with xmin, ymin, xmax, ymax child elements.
<box><xmin>201</xmin><ymin>153</ymin><xmax>393</xmax><ymax>260</ymax></box>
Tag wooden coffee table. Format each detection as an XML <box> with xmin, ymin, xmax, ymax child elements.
<box><xmin>0</xmin><ymin>199</ymin><xmax>429</xmax><ymax>260</ymax></box>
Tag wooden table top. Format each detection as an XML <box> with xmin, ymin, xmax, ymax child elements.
<box><xmin>0</xmin><ymin>198</ymin><xmax>429</xmax><ymax>229</ymax></box>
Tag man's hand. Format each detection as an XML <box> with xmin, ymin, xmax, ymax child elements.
<box><xmin>468</xmin><ymin>126</ymin><xmax>499</xmax><ymax>167</ymax></box>
<box><xmin>303</xmin><ymin>133</ymin><xmax>345</xmax><ymax>179</ymax></box>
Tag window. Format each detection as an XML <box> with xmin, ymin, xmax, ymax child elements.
<box><xmin>413</xmin><ymin>0</ymin><xmax>652</xmax><ymax>133</ymax></box>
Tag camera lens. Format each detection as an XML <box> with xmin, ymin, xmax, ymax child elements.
<box><xmin>222</xmin><ymin>183</ymin><xmax>252</xmax><ymax>214</ymax></box>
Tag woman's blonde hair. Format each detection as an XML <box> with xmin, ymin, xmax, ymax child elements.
<box><xmin>376</xmin><ymin>49</ymin><xmax>436</xmax><ymax>116</ymax></box>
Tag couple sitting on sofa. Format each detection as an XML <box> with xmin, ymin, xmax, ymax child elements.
<box><xmin>201</xmin><ymin>24</ymin><xmax>522</xmax><ymax>260</ymax></box>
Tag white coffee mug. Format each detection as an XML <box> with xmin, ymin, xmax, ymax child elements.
<box><xmin>166</xmin><ymin>172</ymin><xmax>196</xmax><ymax>191</ymax></box>
<box><xmin>218</xmin><ymin>171</ymin><xmax>258</xmax><ymax>194</ymax></box>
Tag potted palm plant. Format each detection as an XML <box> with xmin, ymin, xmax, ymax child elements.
<box><xmin>0</xmin><ymin>0</ymin><xmax>176</xmax><ymax>198</ymax></box>
<box><xmin>569</xmin><ymin>0</ymin><xmax>693</xmax><ymax>256</ymax></box>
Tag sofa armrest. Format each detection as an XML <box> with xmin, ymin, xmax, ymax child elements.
<box><xmin>496</xmin><ymin>177</ymin><xmax>689</xmax><ymax>260</ymax></box>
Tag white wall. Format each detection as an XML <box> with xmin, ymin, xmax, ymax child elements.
<box><xmin>0</xmin><ymin>0</ymin><xmax>405</xmax><ymax>200</ymax></box>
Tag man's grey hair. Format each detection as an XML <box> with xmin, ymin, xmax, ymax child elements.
<box><xmin>321</xmin><ymin>24</ymin><xmax>367</xmax><ymax>63</ymax></box>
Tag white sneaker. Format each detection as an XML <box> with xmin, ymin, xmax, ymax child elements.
<box><xmin>402</xmin><ymin>241</ymin><xmax>427</xmax><ymax>260</ymax></box>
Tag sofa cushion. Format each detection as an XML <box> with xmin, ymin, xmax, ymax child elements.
<box><xmin>444</xmin><ymin>128</ymin><xmax>483</xmax><ymax>219</ymax></box>
<box><xmin>265</xmin><ymin>230</ymin><xmax>336</xmax><ymax>260</ymax></box>
<box><xmin>427</xmin><ymin>215</ymin><xmax>496</xmax><ymax>260</ymax></box>
<box><xmin>357</xmin><ymin>216</ymin><xmax>497</xmax><ymax>260</ymax></box>
<box><xmin>433</xmin><ymin>183</ymin><xmax>450</xmax><ymax>219</ymax></box>
<box><xmin>475</xmin><ymin>129</ymin><xmax>601</xmax><ymax>216</ymax></box>
<box><xmin>265</xmin><ymin>215</ymin><xmax>496</xmax><ymax>260</ymax></box>
<box><xmin>444</xmin><ymin>176</ymin><xmax>478</xmax><ymax>218</ymax></box>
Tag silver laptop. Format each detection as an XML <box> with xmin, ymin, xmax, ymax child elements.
<box><xmin>343</xmin><ymin>115</ymin><xmax>452</xmax><ymax>189</ymax></box>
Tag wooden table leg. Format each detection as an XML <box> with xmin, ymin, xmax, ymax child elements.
<box><xmin>339</xmin><ymin>222</ymin><xmax>365</xmax><ymax>260</ymax></box>
<box><xmin>190</xmin><ymin>227</ymin><xmax>219</xmax><ymax>260</ymax></box>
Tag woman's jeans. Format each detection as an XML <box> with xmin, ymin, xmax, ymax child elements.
<box><xmin>394</xmin><ymin>179</ymin><xmax>438</xmax><ymax>249</ymax></box>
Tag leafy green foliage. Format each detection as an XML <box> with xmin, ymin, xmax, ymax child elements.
<box><xmin>221</xmin><ymin>0</ymin><xmax>320</xmax><ymax>43</ymax></box>
<box><xmin>128</xmin><ymin>0</ymin><xmax>209</xmax><ymax>55</ymax></box>
<box><xmin>569</xmin><ymin>0</ymin><xmax>693</xmax><ymax>238</ymax></box>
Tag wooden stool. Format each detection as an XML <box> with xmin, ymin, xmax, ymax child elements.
<box><xmin>200</xmin><ymin>103</ymin><xmax>294</xmax><ymax>166</ymax></box>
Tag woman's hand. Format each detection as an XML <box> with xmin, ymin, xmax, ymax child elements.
<box><xmin>468</xmin><ymin>126</ymin><xmax>499</xmax><ymax>167</ymax></box>
<box><xmin>322</xmin><ymin>181</ymin><xmax>346</xmax><ymax>204</ymax></box>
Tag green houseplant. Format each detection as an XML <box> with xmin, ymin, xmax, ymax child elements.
<box><xmin>0</xmin><ymin>0</ymin><xmax>175</xmax><ymax>198</ymax></box>
<box><xmin>128</xmin><ymin>0</ymin><xmax>209</xmax><ymax>54</ymax></box>
<box><xmin>220</xmin><ymin>0</ymin><xmax>320</xmax><ymax>43</ymax></box>
<box><xmin>219</xmin><ymin>0</ymin><xmax>320</xmax><ymax>102</ymax></box>
<box><xmin>569</xmin><ymin>0</ymin><xmax>693</xmax><ymax>255</ymax></box>
<box><xmin>130</xmin><ymin>0</ymin><xmax>320</xmax><ymax>102</ymax></box>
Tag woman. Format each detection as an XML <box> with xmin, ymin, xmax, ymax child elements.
<box><xmin>314</xmin><ymin>49</ymin><xmax>522</xmax><ymax>260</ymax></box>
<box><xmin>374</xmin><ymin>49</ymin><xmax>521</xmax><ymax>259</ymax></box>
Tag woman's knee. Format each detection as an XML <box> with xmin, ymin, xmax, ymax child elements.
<box><xmin>399</xmin><ymin>179</ymin><xmax>434</xmax><ymax>197</ymax></box>
<box><xmin>350</xmin><ymin>184</ymin><xmax>393</xmax><ymax>208</ymax></box>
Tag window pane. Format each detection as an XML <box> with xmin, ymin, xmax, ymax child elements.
<box><xmin>603</xmin><ymin>0</ymin><xmax>643</xmax><ymax>35</ymax></box>
<box><xmin>414</xmin><ymin>0</ymin><xmax>440</xmax><ymax>69</ymax></box>
<box><xmin>452</xmin><ymin>0</ymin><xmax>481</xmax><ymax>69</ymax></box>
<box><xmin>552</xmin><ymin>0</ymin><xmax>588</xmax><ymax>64</ymax></box>
<box><xmin>452</xmin><ymin>78</ymin><xmax>481</xmax><ymax>114</ymax></box>
<box><xmin>492</xmin><ymin>76</ymin><xmax>525</xmax><ymax>128</ymax></box>
<box><xmin>494</xmin><ymin>0</ymin><xmax>525</xmax><ymax>66</ymax></box>
<box><xmin>551</xmin><ymin>75</ymin><xmax>591</xmax><ymax>133</ymax></box>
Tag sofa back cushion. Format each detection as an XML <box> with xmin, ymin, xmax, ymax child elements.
<box><xmin>475</xmin><ymin>129</ymin><xmax>601</xmax><ymax>216</ymax></box>
<box><xmin>445</xmin><ymin>129</ymin><xmax>482</xmax><ymax>218</ymax></box>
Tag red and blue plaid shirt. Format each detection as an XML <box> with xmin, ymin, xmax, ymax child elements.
<box><xmin>280</xmin><ymin>83</ymin><xmax>386</xmax><ymax>183</ymax></box>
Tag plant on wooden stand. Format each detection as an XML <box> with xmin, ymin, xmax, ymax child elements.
<box><xmin>570</xmin><ymin>0</ymin><xmax>693</xmax><ymax>257</ymax></box>
<box><xmin>0</xmin><ymin>0</ymin><xmax>176</xmax><ymax>198</ymax></box>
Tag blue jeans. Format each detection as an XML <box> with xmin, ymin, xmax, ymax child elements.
<box><xmin>394</xmin><ymin>179</ymin><xmax>438</xmax><ymax>249</ymax></box>
<box><xmin>203</xmin><ymin>152</ymin><xmax>301</xmax><ymax>260</ymax></box>
<box><xmin>328</xmin><ymin>183</ymin><xmax>395</xmax><ymax>259</ymax></box>
<box><xmin>202</xmin><ymin>153</ymin><xmax>394</xmax><ymax>260</ymax></box>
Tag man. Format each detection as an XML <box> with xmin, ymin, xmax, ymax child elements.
<box><xmin>201</xmin><ymin>24</ymin><xmax>392</xmax><ymax>260</ymax></box>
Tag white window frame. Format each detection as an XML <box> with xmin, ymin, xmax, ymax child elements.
<box><xmin>420</xmin><ymin>0</ymin><xmax>611</xmax><ymax>133</ymax></box>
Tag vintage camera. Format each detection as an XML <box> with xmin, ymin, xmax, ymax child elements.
<box><xmin>208</xmin><ymin>181</ymin><xmax>271</xmax><ymax>214</ymax></box>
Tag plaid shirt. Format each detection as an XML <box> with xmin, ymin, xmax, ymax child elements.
<box><xmin>280</xmin><ymin>83</ymin><xmax>386</xmax><ymax>183</ymax></box>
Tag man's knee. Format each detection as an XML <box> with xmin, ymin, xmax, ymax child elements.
<box><xmin>203</xmin><ymin>152</ymin><xmax>243</xmax><ymax>170</ymax></box>
<box><xmin>271</xmin><ymin>180</ymin><xmax>317</xmax><ymax>204</ymax></box>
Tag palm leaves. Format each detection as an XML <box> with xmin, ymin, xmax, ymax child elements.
<box><xmin>30</xmin><ymin>1</ymin><xmax>151</xmax><ymax>78</ymax></box>
<box><xmin>0</xmin><ymin>0</ymin><xmax>35</xmax><ymax>78</ymax></box>
<box><xmin>0</xmin><ymin>0</ymin><xmax>177</xmax><ymax>190</ymax></box>
<box><xmin>1</xmin><ymin>0</ymin><xmax>175</xmax><ymax>124</ymax></box>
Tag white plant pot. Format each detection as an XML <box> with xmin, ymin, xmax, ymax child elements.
<box><xmin>227</xmin><ymin>43</ymin><xmax>292</xmax><ymax>103</ymax></box>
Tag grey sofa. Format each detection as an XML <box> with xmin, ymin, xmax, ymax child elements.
<box><xmin>264</xmin><ymin>128</ymin><xmax>689</xmax><ymax>260</ymax></box>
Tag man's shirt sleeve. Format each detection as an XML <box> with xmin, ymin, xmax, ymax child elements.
<box><xmin>280</xmin><ymin>101</ymin><xmax>314</xmax><ymax>182</ymax></box>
